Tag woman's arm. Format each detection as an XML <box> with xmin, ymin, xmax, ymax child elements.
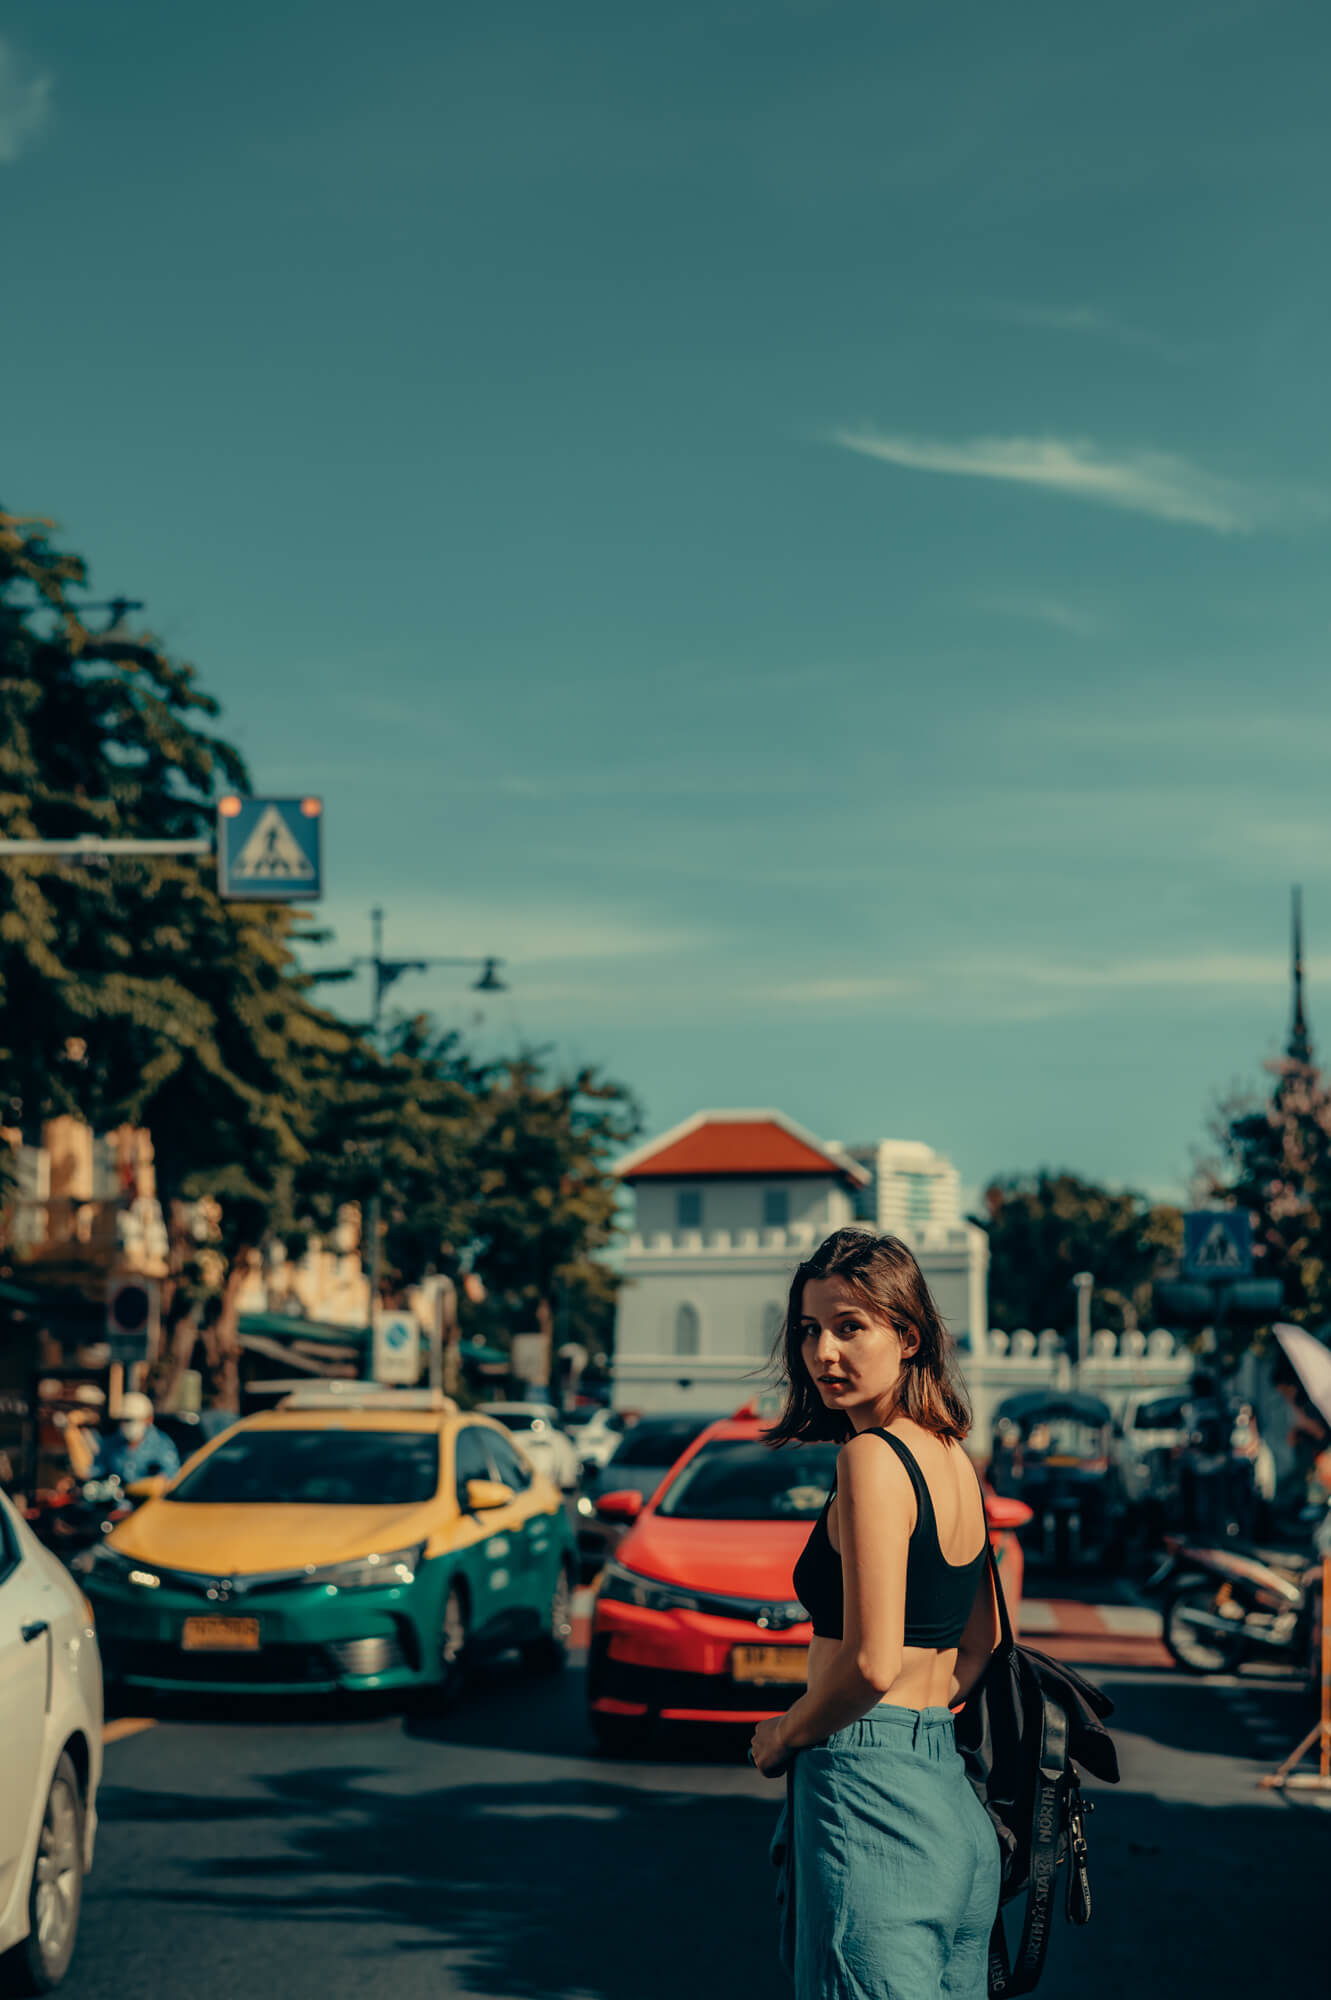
<box><xmin>778</xmin><ymin>1432</ymin><xmax>915</xmax><ymax>1752</ymax></box>
<box><xmin>948</xmin><ymin>1557</ymin><xmax>1000</xmax><ymax>1705</ymax></box>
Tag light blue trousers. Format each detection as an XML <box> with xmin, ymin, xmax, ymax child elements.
<box><xmin>771</xmin><ymin>1706</ymin><xmax>1001</xmax><ymax>2000</ymax></box>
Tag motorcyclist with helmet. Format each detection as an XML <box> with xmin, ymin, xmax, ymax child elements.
<box><xmin>89</xmin><ymin>1390</ymin><xmax>181</xmax><ymax>1485</ymax></box>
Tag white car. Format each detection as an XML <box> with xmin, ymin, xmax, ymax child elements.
<box><xmin>564</xmin><ymin>1406</ymin><xmax>626</xmax><ymax>1474</ymax></box>
<box><xmin>1111</xmin><ymin>1391</ymin><xmax>1190</xmax><ymax>1509</ymax></box>
<box><xmin>475</xmin><ymin>1403</ymin><xmax>581</xmax><ymax>1490</ymax></box>
<box><xmin>0</xmin><ymin>1489</ymin><xmax>102</xmax><ymax>1993</ymax></box>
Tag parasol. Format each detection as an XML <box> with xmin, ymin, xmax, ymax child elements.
<box><xmin>1261</xmin><ymin>1324</ymin><xmax>1331</xmax><ymax>1791</ymax></box>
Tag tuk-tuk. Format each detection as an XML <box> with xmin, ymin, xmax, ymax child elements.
<box><xmin>990</xmin><ymin>1389</ymin><xmax>1116</xmax><ymax>1572</ymax></box>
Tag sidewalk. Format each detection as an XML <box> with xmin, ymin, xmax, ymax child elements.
<box><xmin>1017</xmin><ymin>1596</ymin><xmax>1170</xmax><ymax>1668</ymax></box>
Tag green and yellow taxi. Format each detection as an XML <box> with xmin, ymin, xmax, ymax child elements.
<box><xmin>75</xmin><ymin>1385</ymin><xmax>577</xmax><ymax>1700</ymax></box>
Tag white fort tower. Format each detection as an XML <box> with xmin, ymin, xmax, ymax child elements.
<box><xmin>611</xmin><ymin>1109</ymin><xmax>988</xmax><ymax>1417</ymax></box>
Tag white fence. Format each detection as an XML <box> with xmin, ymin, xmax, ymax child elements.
<box><xmin>963</xmin><ymin>1325</ymin><xmax>1193</xmax><ymax>1454</ymax></box>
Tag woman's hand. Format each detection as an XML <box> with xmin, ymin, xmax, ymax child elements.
<box><xmin>748</xmin><ymin>1715</ymin><xmax>794</xmax><ymax>1778</ymax></box>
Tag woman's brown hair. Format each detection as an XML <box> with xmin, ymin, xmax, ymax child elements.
<box><xmin>762</xmin><ymin>1227</ymin><xmax>971</xmax><ymax>1446</ymax></box>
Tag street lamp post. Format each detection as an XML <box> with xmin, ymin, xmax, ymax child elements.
<box><xmin>354</xmin><ymin>906</ymin><xmax>506</xmax><ymax>1035</ymax></box>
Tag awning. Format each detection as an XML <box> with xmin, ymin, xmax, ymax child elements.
<box><xmin>236</xmin><ymin>1332</ymin><xmax>359</xmax><ymax>1378</ymax></box>
<box><xmin>238</xmin><ymin>1312</ymin><xmax>368</xmax><ymax>1349</ymax></box>
<box><xmin>460</xmin><ymin>1338</ymin><xmax>510</xmax><ymax>1368</ymax></box>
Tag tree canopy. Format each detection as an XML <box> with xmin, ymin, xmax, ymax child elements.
<box><xmin>467</xmin><ymin>1053</ymin><xmax>640</xmax><ymax>1343</ymax></box>
<box><xmin>1</xmin><ymin>507</ymin><xmax>639</xmax><ymax>1405</ymax></box>
<box><xmin>1207</xmin><ymin>1043</ymin><xmax>1331</xmax><ymax>1341</ymax></box>
<box><xmin>973</xmin><ymin>1171</ymin><xmax>1183</xmax><ymax>1337</ymax></box>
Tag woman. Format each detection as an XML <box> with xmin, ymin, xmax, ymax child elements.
<box><xmin>750</xmin><ymin>1228</ymin><xmax>1001</xmax><ymax>2000</ymax></box>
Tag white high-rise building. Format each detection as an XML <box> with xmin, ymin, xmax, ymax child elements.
<box><xmin>846</xmin><ymin>1139</ymin><xmax>963</xmax><ymax>1237</ymax></box>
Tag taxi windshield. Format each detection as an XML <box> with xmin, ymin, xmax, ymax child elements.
<box><xmin>167</xmin><ymin>1429</ymin><xmax>440</xmax><ymax>1506</ymax></box>
<box><xmin>656</xmin><ymin>1440</ymin><xmax>839</xmax><ymax>1521</ymax></box>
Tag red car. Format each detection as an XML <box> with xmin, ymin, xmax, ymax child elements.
<box><xmin>587</xmin><ymin>1410</ymin><xmax>1029</xmax><ymax>1752</ymax></box>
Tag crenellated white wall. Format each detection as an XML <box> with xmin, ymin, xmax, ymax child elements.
<box><xmin>612</xmin><ymin>1193</ymin><xmax>992</xmax><ymax>1419</ymax></box>
<box><xmin>961</xmin><ymin>1324</ymin><xmax>1193</xmax><ymax>1453</ymax></box>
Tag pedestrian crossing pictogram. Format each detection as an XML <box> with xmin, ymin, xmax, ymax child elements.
<box><xmin>1192</xmin><ymin>1221</ymin><xmax>1242</xmax><ymax>1269</ymax></box>
<box><xmin>233</xmin><ymin>805</ymin><xmax>316</xmax><ymax>880</ymax></box>
<box><xmin>216</xmin><ymin>796</ymin><xmax>323</xmax><ymax>901</ymax></box>
<box><xmin>1182</xmin><ymin>1208</ymin><xmax>1253</xmax><ymax>1281</ymax></box>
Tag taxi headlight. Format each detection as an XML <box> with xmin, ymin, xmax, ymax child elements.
<box><xmin>597</xmin><ymin>1559</ymin><xmax>704</xmax><ymax>1616</ymax></box>
<box><xmin>307</xmin><ymin>1543</ymin><xmax>425</xmax><ymax>1591</ymax></box>
<box><xmin>71</xmin><ymin>1543</ymin><xmax>154</xmax><ymax>1585</ymax></box>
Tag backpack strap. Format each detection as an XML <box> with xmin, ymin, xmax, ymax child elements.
<box><xmin>985</xmin><ymin>1697</ymin><xmax>1068</xmax><ymax>1997</ymax></box>
<box><xmin>985</xmin><ymin>1517</ymin><xmax>1018</xmax><ymax>1655</ymax></box>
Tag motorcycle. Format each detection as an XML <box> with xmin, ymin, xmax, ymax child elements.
<box><xmin>27</xmin><ymin>1476</ymin><xmax>133</xmax><ymax>1569</ymax></box>
<box><xmin>1150</xmin><ymin>1528</ymin><xmax>1322</xmax><ymax>1683</ymax></box>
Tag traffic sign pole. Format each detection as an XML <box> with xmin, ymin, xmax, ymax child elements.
<box><xmin>0</xmin><ymin>796</ymin><xmax>325</xmax><ymax>905</ymax></box>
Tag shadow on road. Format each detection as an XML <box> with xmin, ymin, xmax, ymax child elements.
<box><xmin>91</xmin><ymin>1659</ymin><xmax>1330</xmax><ymax>1999</ymax></box>
<box><xmin>1042</xmin><ymin>1784</ymin><xmax>1328</xmax><ymax>1997</ymax></box>
<box><xmin>94</xmin><ymin>1761</ymin><xmax>1330</xmax><ymax>2000</ymax></box>
<box><xmin>99</xmin><ymin>1762</ymin><xmax>778</xmax><ymax>1999</ymax></box>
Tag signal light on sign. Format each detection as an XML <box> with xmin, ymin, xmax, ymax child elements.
<box><xmin>300</xmin><ymin>797</ymin><xmax>322</xmax><ymax>817</ymax></box>
<box><xmin>218</xmin><ymin>795</ymin><xmax>243</xmax><ymax>818</ymax></box>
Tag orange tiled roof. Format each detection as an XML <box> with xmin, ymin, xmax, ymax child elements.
<box><xmin>620</xmin><ymin>1118</ymin><xmax>858</xmax><ymax>1183</ymax></box>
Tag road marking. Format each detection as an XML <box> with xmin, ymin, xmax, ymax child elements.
<box><xmin>1016</xmin><ymin>1600</ymin><xmax>1057</xmax><ymax>1631</ymax></box>
<box><xmin>103</xmin><ymin>1718</ymin><xmax>156</xmax><ymax>1746</ymax></box>
<box><xmin>1097</xmin><ymin>1605</ymin><xmax>1163</xmax><ymax>1636</ymax></box>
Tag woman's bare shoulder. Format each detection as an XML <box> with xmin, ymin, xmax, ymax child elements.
<box><xmin>836</xmin><ymin>1429</ymin><xmax>917</xmax><ymax>1497</ymax></box>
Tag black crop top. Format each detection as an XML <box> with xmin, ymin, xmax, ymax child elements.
<box><xmin>791</xmin><ymin>1429</ymin><xmax>988</xmax><ymax>1647</ymax></box>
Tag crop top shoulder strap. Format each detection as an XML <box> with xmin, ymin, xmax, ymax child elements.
<box><xmin>791</xmin><ymin>1425</ymin><xmax>988</xmax><ymax>1648</ymax></box>
<box><xmin>866</xmin><ymin>1427</ymin><xmax>938</xmax><ymax>1534</ymax></box>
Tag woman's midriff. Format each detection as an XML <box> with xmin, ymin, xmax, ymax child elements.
<box><xmin>806</xmin><ymin>1631</ymin><xmax>960</xmax><ymax>1711</ymax></box>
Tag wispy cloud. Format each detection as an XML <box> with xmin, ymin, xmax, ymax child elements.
<box><xmin>830</xmin><ymin>428</ymin><xmax>1259</xmax><ymax>533</ymax></box>
<box><xmin>982</xmin><ymin>594</ymin><xmax>1101</xmax><ymax>638</ymax></box>
<box><xmin>489</xmin><ymin>765</ymin><xmax>810</xmax><ymax>802</ymax></box>
<box><xmin>307</xmin><ymin>892</ymin><xmax>707</xmax><ymax>969</ymax></box>
<box><xmin>980</xmin><ymin>301</ymin><xmax>1183</xmax><ymax>359</ymax></box>
<box><xmin>967</xmin><ymin>951</ymin><xmax>1322</xmax><ymax>993</ymax></box>
<box><xmin>768</xmin><ymin>975</ymin><xmax>921</xmax><ymax>1006</ymax></box>
<box><xmin>0</xmin><ymin>40</ymin><xmax>51</xmax><ymax>164</ymax></box>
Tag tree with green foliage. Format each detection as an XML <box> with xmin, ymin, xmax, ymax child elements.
<box><xmin>1206</xmin><ymin>1048</ymin><xmax>1331</xmax><ymax>1343</ymax></box>
<box><xmin>291</xmin><ymin>1012</ymin><xmax>486</xmax><ymax>1298</ymax></box>
<box><xmin>0</xmin><ymin>508</ymin><xmax>355</xmax><ymax>1404</ymax></box>
<box><xmin>973</xmin><ymin>1171</ymin><xmax>1183</xmax><ymax>1337</ymax></box>
<box><xmin>1</xmin><ymin>507</ymin><xmax>639</xmax><ymax>1407</ymax></box>
<box><xmin>466</xmin><ymin>1052</ymin><xmax>640</xmax><ymax>1372</ymax></box>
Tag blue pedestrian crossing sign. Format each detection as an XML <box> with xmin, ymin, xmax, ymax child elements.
<box><xmin>216</xmin><ymin>796</ymin><xmax>323</xmax><ymax>901</ymax></box>
<box><xmin>1183</xmin><ymin>1209</ymin><xmax>1253</xmax><ymax>1281</ymax></box>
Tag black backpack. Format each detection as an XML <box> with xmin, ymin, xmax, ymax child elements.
<box><xmin>954</xmin><ymin>1544</ymin><xmax>1120</xmax><ymax>1997</ymax></box>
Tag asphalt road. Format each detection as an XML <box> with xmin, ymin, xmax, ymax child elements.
<box><xmin>72</xmin><ymin>1638</ymin><xmax>1326</xmax><ymax>2000</ymax></box>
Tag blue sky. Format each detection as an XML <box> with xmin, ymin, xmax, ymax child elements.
<box><xmin>4</xmin><ymin>0</ymin><xmax>1330</xmax><ymax>1202</ymax></box>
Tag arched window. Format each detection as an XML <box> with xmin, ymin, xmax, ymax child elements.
<box><xmin>674</xmin><ymin>1302</ymin><xmax>701</xmax><ymax>1356</ymax></box>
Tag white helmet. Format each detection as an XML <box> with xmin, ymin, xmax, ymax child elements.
<box><xmin>119</xmin><ymin>1392</ymin><xmax>154</xmax><ymax>1424</ymax></box>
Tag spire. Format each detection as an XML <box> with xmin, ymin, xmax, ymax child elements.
<box><xmin>1288</xmin><ymin>884</ymin><xmax>1313</xmax><ymax>1064</ymax></box>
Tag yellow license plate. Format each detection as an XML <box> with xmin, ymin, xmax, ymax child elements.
<box><xmin>731</xmin><ymin>1644</ymin><xmax>808</xmax><ymax>1685</ymax></box>
<box><xmin>181</xmin><ymin>1616</ymin><xmax>261</xmax><ymax>1652</ymax></box>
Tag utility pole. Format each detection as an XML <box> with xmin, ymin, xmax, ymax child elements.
<box><xmin>1071</xmin><ymin>1271</ymin><xmax>1094</xmax><ymax>1388</ymax></box>
<box><xmin>332</xmin><ymin>908</ymin><xmax>506</xmax><ymax>1374</ymax></box>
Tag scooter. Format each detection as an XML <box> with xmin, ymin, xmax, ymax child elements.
<box><xmin>1150</xmin><ymin>1530</ymin><xmax>1320</xmax><ymax>1681</ymax></box>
